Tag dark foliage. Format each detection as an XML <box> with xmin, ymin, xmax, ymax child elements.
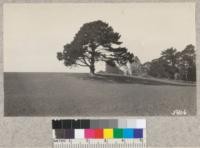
<box><xmin>57</xmin><ymin>20</ymin><xmax>134</xmax><ymax>74</ymax></box>
<box><xmin>148</xmin><ymin>44</ymin><xmax>196</xmax><ymax>81</ymax></box>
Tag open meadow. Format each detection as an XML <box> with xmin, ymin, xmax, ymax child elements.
<box><xmin>4</xmin><ymin>72</ymin><xmax>196</xmax><ymax>116</ymax></box>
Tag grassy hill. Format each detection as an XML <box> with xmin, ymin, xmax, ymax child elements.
<box><xmin>4</xmin><ymin>72</ymin><xmax>196</xmax><ymax>116</ymax></box>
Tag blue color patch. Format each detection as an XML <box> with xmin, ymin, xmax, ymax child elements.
<box><xmin>134</xmin><ymin>129</ymin><xmax>143</xmax><ymax>138</ymax></box>
<box><xmin>123</xmin><ymin>129</ymin><xmax>134</xmax><ymax>138</ymax></box>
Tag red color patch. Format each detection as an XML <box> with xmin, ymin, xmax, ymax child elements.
<box><xmin>94</xmin><ymin>129</ymin><xmax>103</xmax><ymax>139</ymax></box>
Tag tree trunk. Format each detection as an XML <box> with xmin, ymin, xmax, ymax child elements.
<box><xmin>89</xmin><ymin>47</ymin><xmax>95</xmax><ymax>76</ymax></box>
<box><xmin>89</xmin><ymin>66</ymin><xmax>95</xmax><ymax>76</ymax></box>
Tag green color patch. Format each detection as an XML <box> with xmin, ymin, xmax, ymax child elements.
<box><xmin>113</xmin><ymin>128</ymin><xmax>123</xmax><ymax>138</ymax></box>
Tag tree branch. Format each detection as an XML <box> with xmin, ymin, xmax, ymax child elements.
<box><xmin>82</xmin><ymin>57</ymin><xmax>91</xmax><ymax>66</ymax></box>
<box><xmin>78</xmin><ymin>57</ymin><xmax>90</xmax><ymax>66</ymax></box>
<box><xmin>76</xmin><ymin>62</ymin><xmax>88</xmax><ymax>67</ymax></box>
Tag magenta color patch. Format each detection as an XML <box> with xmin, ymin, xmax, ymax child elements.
<box><xmin>85</xmin><ymin>129</ymin><xmax>95</xmax><ymax>139</ymax></box>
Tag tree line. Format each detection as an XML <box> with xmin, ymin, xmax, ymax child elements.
<box><xmin>147</xmin><ymin>44</ymin><xmax>196</xmax><ymax>81</ymax></box>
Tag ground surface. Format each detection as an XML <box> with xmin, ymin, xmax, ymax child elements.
<box><xmin>4</xmin><ymin>72</ymin><xmax>196</xmax><ymax>116</ymax></box>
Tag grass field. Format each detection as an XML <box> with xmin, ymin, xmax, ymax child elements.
<box><xmin>4</xmin><ymin>72</ymin><xmax>196</xmax><ymax>116</ymax></box>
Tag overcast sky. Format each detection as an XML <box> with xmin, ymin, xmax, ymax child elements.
<box><xmin>4</xmin><ymin>3</ymin><xmax>195</xmax><ymax>72</ymax></box>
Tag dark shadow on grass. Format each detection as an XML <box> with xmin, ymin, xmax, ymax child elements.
<box><xmin>78</xmin><ymin>73</ymin><xmax>196</xmax><ymax>87</ymax></box>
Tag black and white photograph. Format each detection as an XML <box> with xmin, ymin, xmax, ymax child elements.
<box><xmin>3</xmin><ymin>3</ymin><xmax>196</xmax><ymax>116</ymax></box>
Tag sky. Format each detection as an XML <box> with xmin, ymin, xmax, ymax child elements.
<box><xmin>3</xmin><ymin>3</ymin><xmax>195</xmax><ymax>72</ymax></box>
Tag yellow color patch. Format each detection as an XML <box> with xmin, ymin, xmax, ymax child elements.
<box><xmin>103</xmin><ymin>128</ymin><xmax>113</xmax><ymax>139</ymax></box>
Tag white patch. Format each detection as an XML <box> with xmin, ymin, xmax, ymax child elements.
<box><xmin>115</xmin><ymin>61</ymin><xmax>132</xmax><ymax>76</ymax></box>
<box><xmin>75</xmin><ymin>129</ymin><xmax>84</xmax><ymax>139</ymax></box>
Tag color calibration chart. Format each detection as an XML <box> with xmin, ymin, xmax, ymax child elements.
<box><xmin>52</xmin><ymin>119</ymin><xmax>146</xmax><ymax>148</ymax></box>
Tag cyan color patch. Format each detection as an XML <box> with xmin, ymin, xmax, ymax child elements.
<box><xmin>123</xmin><ymin>128</ymin><xmax>134</xmax><ymax>138</ymax></box>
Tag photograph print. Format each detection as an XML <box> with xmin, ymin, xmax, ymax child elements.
<box><xmin>3</xmin><ymin>3</ymin><xmax>196</xmax><ymax>116</ymax></box>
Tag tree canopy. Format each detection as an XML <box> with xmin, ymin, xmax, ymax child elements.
<box><xmin>57</xmin><ymin>20</ymin><xmax>134</xmax><ymax>75</ymax></box>
<box><xmin>148</xmin><ymin>44</ymin><xmax>196</xmax><ymax>81</ymax></box>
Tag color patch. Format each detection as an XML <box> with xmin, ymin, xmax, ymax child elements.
<box><xmin>55</xmin><ymin>129</ymin><xmax>65</xmax><ymax>139</ymax></box>
<box><xmin>113</xmin><ymin>128</ymin><xmax>123</xmax><ymax>138</ymax></box>
<box><xmin>80</xmin><ymin>120</ymin><xmax>90</xmax><ymax>128</ymax></box>
<box><xmin>85</xmin><ymin>129</ymin><xmax>95</xmax><ymax>139</ymax></box>
<box><xmin>52</xmin><ymin>120</ymin><xmax>62</xmax><ymax>129</ymax></box>
<box><xmin>75</xmin><ymin>129</ymin><xmax>84</xmax><ymax>139</ymax></box>
<box><xmin>63</xmin><ymin>120</ymin><xmax>72</xmax><ymax>129</ymax></box>
<box><xmin>127</xmin><ymin>119</ymin><xmax>136</xmax><ymax>128</ymax></box>
<box><xmin>94</xmin><ymin>129</ymin><xmax>103</xmax><ymax>139</ymax></box>
<box><xmin>136</xmin><ymin>119</ymin><xmax>146</xmax><ymax>128</ymax></box>
<box><xmin>134</xmin><ymin>129</ymin><xmax>143</xmax><ymax>138</ymax></box>
<box><xmin>118</xmin><ymin>119</ymin><xmax>127</xmax><ymax>128</ymax></box>
<box><xmin>90</xmin><ymin>120</ymin><xmax>99</xmax><ymax>128</ymax></box>
<box><xmin>65</xmin><ymin>129</ymin><xmax>74</xmax><ymax>139</ymax></box>
<box><xmin>108</xmin><ymin>120</ymin><xmax>118</xmax><ymax>128</ymax></box>
<box><xmin>72</xmin><ymin>120</ymin><xmax>81</xmax><ymax>129</ymax></box>
<box><xmin>99</xmin><ymin>120</ymin><xmax>109</xmax><ymax>128</ymax></box>
<box><xmin>123</xmin><ymin>129</ymin><xmax>134</xmax><ymax>138</ymax></box>
<box><xmin>103</xmin><ymin>128</ymin><xmax>113</xmax><ymax>139</ymax></box>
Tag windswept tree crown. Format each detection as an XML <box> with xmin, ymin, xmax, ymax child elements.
<box><xmin>57</xmin><ymin>20</ymin><xmax>134</xmax><ymax>74</ymax></box>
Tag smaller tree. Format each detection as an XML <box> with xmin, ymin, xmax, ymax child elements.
<box><xmin>148</xmin><ymin>44</ymin><xmax>196</xmax><ymax>81</ymax></box>
<box><xmin>161</xmin><ymin>47</ymin><xmax>178</xmax><ymax>67</ymax></box>
<box><xmin>176</xmin><ymin>44</ymin><xmax>196</xmax><ymax>81</ymax></box>
<box><xmin>159</xmin><ymin>47</ymin><xmax>179</xmax><ymax>79</ymax></box>
<box><xmin>148</xmin><ymin>58</ymin><xmax>173</xmax><ymax>79</ymax></box>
